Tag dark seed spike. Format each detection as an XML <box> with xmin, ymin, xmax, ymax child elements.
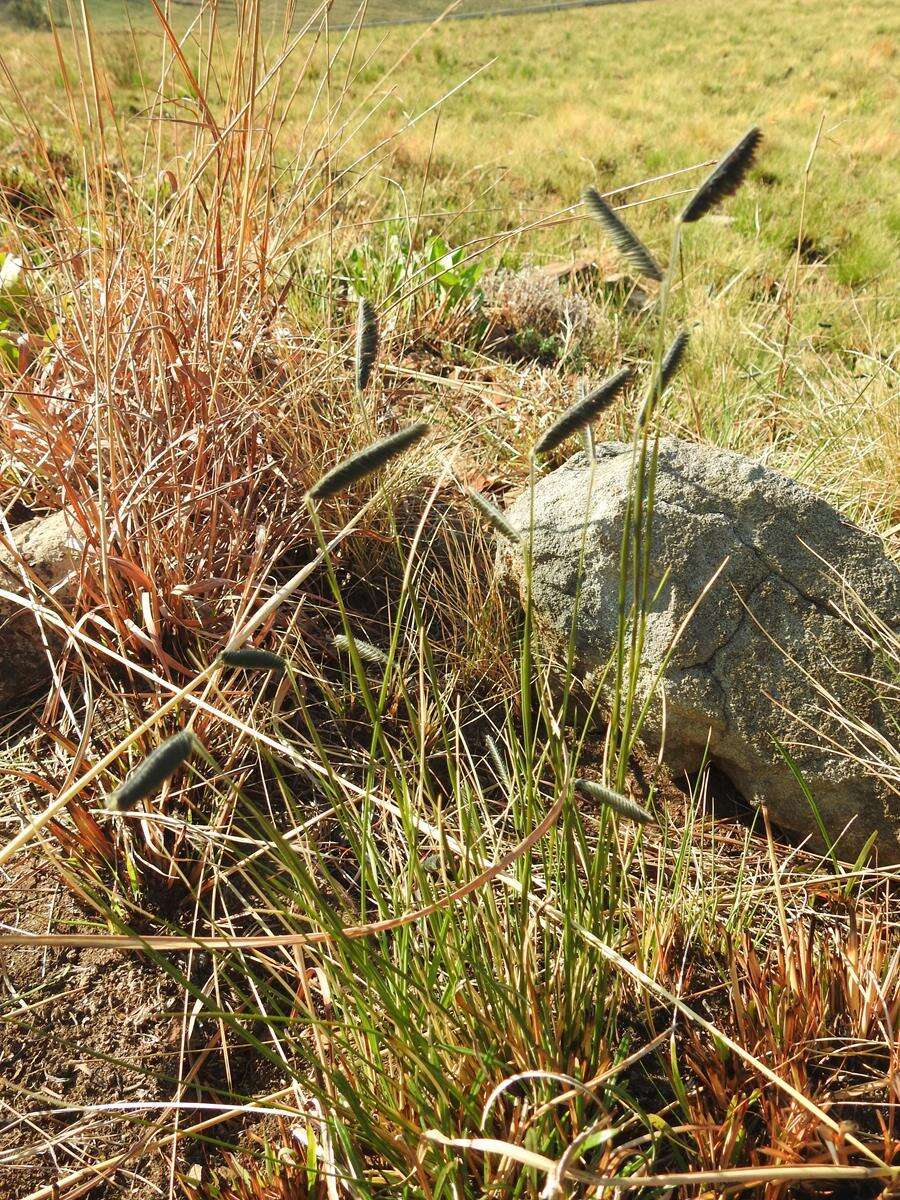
<box><xmin>574</xmin><ymin>778</ymin><xmax>655</xmax><ymax>825</ymax></box>
<box><xmin>533</xmin><ymin>366</ymin><xmax>631</xmax><ymax>457</ymax></box>
<box><xmin>219</xmin><ymin>648</ymin><xmax>287</xmax><ymax>673</ymax></box>
<box><xmin>680</xmin><ymin>127</ymin><xmax>763</xmax><ymax>223</ymax></box>
<box><xmin>637</xmin><ymin>330</ymin><xmax>690</xmax><ymax>429</ymax></box>
<box><xmin>307</xmin><ymin>422</ymin><xmax>430</xmax><ymax>502</ymax></box>
<box><xmin>333</xmin><ymin>633</ymin><xmax>389</xmax><ymax>667</ymax></box>
<box><xmin>659</xmin><ymin>328</ymin><xmax>690</xmax><ymax>388</ymax></box>
<box><xmin>465</xmin><ymin>487</ymin><xmax>520</xmax><ymax>543</ymax></box>
<box><xmin>107</xmin><ymin>731</ymin><xmax>195</xmax><ymax>812</ymax></box>
<box><xmin>583</xmin><ymin>187</ymin><xmax>664</xmax><ymax>282</ymax></box>
<box><xmin>355</xmin><ymin>297</ymin><xmax>379</xmax><ymax>392</ymax></box>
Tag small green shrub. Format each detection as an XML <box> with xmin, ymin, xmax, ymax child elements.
<box><xmin>97</xmin><ymin>32</ymin><xmax>145</xmax><ymax>90</ymax></box>
<box><xmin>3</xmin><ymin>0</ymin><xmax>51</xmax><ymax>30</ymax></box>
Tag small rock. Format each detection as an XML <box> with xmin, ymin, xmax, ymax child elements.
<box><xmin>537</xmin><ymin>253</ymin><xmax>603</xmax><ymax>284</ymax></box>
<box><xmin>536</xmin><ymin>251</ymin><xmax>651</xmax><ymax>313</ymax></box>
<box><xmin>0</xmin><ymin>509</ymin><xmax>81</xmax><ymax>707</ymax></box>
<box><xmin>500</xmin><ymin>438</ymin><xmax>900</xmax><ymax>860</ymax></box>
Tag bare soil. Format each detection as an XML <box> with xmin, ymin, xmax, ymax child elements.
<box><xmin>1</xmin><ymin>857</ymin><xmax>222</xmax><ymax>1199</ymax></box>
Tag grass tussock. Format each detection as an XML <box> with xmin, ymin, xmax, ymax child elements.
<box><xmin>0</xmin><ymin>2</ymin><xmax>897</xmax><ymax>1198</ymax></box>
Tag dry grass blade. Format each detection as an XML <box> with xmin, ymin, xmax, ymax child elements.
<box><xmin>534</xmin><ymin>367</ymin><xmax>631</xmax><ymax>456</ymax></box>
<box><xmin>306</xmin><ymin>422</ymin><xmax>430</xmax><ymax>501</ymax></box>
<box><xmin>106</xmin><ymin>731</ymin><xmax>195</xmax><ymax>812</ymax></box>
<box><xmin>680</xmin><ymin>126</ymin><xmax>763</xmax><ymax>222</ymax></box>
<box><xmin>423</xmin><ymin>1134</ymin><xmax>894</xmax><ymax>1192</ymax></box>
<box><xmin>355</xmin><ymin>296</ymin><xmax>379</xmax><ymax>391</ymax></box>
<box><xmin>573</xmin><ymin>778</ymin><xmax>655</xmax><ymax>824</ymax></box>
<box><xmin>465</xmin><ymin>487</ymin><xmax>520</xmax><ymax>543</ymax></box>
<box><xmin>18</xmin><ymin>1086</ymin><xmax>298</xmax><ymax>1200</ymax></box>
<box><xmin>0</xmin><ymin>791</ymin><xmax>566</xmax><ymax>951</ymax></box>
<box><xmin>583</xmin><ymin>187</ymin><xmax>663</xmax><ymax>281</ymax></box>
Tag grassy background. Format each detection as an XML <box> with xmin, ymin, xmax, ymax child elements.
<box><xmin>12</xmin><ymin>0</ymin><xmax>889</xmax><ymax>530</ymax></box>
<box><xmin>52</xmin><ymin>0</ymin><xmax>640</xmax><ymax>29</ymax></box>
<box><xmin>8</xmin><ymin>0</ymin><xmax>898</xmax><ymax>288</ymax></box>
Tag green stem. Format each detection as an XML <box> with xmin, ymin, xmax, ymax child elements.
<box><xmin>614</xmin><ymin>222</ymin><xmax>683</xmax><ymax>792</ymax></box>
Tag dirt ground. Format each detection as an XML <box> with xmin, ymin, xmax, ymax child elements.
<box><xmin>0</xmin><ymin>855</ymin><xmax>263</xmax><ymax>1199</ymax></box>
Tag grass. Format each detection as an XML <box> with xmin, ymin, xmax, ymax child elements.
<box><xmin>0</xmin><ymin>0</ymin><xmax>898</xmax><ymax>1196</ymax></box>
<box><xmin>62</xmin><ymin>0</ymin><xmax>621</xmax><ymax>27</ymax></box>
<box><xmin>2</xmin><ymin>0</ymin><xmax>897</xmax><ymax>528</ymax></box>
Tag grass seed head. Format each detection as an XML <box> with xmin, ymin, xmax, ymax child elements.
<box><xmin>465</xmin><ymin>487</ymin><xmax>520</xmax><ymax>543</ymax></box>
<box><xmin>660</xmin><ymin>328</ymin><xmax>690</xmax><ymax>387</ymax></box>
<box><xmin>107</xmin><ymin>730</ymin><xmax>196</xmax><ymax>812</ymax></box>
<box><xmin>485</xmin><ymin>734</ymin><xmax>513</xmax><ymax>791</ymax></box>
<box><xmin>355</xmin><ymin>297</ymin><xmax>379</xmax><ymax>392</ymax></box>
<box><xmin>307</xmin><ymin>422</ymin><xmax>430</xmax><ymax>502</ymax></box>
<box><xmin>583</xmin><ymin>187</ymin><xmax>664</xmax><ymax>282</ymax></box>
<box><xmin>638</xmin><ymin>329</ymin><xmax>690</xmax><ymax>428</ymax></box>
<box><xmin>219</xmin><ymin>648</ymin><xmax>287</xmax><ymax>673</ymax></box>
<box><xmin>574</xmin><ymin>778</ymin><xmax>655</xmax><ymax>824</ymax></box>
<box><xmin>680</xmin><ymin>127</ymin><xmax>763</xmax><ymax>223</ymax></box>
<box><xmin>533</xmin><ymin>366</ymin><xmax>631</xmax><ymax>457</ymax></box>
<box><xmin>334</xmin><ymin>633</ymin><xmax>389</xmax><ymax>667</ymax></box>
